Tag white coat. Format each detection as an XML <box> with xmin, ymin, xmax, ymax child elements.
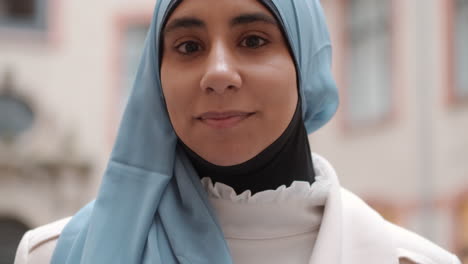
<box><xmin>15</xmin><ymin>155</ymin><xmax>461</xmax><ymax>264</ymax></box>
<box><xmin>15</xmin><ymin>187</ymin><xmax>461</xmax><ymax>264</ymax></box>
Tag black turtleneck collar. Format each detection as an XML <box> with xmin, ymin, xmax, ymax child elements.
<box><xmin>179</xmin><ymin>101</ymin><xmax>315</xmax><ymax>195</ymax></box>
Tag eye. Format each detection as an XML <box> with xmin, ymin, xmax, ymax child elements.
<box><xmin>176</xmin><ymin>41</ymin><xmax>202</xmax><ymax>55</ymax></box>
<box><xmin>240</xmin><ymin>35</ymin><xmax>269</xmax><ymax>49</ymax></box>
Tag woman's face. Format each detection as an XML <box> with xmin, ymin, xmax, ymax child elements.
<box><xmin>161</xmin><ymin>0</ymin><xmax>297</xmax><ymax>166</ymax></box>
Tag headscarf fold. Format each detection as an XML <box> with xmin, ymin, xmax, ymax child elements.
<box><xmin>51</xmin><ymin>0</ymin><xmax>339</xmax><ymax>263</ymax></box>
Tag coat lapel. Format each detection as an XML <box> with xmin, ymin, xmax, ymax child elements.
<box><xmin>309</xmin><ymin>155</ymin><xmax>399</xmax><ymax>263</ymax></box>
<box><xmin>308</xmin><ymin>183</ymin><xmax>342</xmax><ymax>263</ymax></box>
<box><xmin>340</xmin><ymin>188</ymin><xmax>399</xmax><ymax>264</ymax></box>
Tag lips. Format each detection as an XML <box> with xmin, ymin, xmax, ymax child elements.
<box><xmin>197</xmin><ymin>111</ymin><xmax>255</xmax><ymax>129</ymax></box>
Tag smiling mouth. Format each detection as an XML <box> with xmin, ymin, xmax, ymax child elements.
<box><xmin>197</xmin><ymin>111</ymin><xmax>255</xmax><ymax>129</ymax></box>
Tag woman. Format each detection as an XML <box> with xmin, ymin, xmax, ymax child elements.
<box><xmin>15</xmin><ymin>0</ymin><xmax>460</xmax><ymax>263</ymax></box>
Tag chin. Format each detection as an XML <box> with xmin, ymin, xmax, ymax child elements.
<box><xmin>185</xmin><ymin>128</ymin><xmax>266</xmax><ymax>166</ymax></box>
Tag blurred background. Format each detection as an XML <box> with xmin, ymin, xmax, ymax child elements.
<box><xmin>0</xmin><ymin>0</ymin><xmax>467</xmax><ymax>263</ymax></box>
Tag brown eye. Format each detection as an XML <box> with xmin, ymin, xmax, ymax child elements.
<box><xmin>176</xmin><ymin>41</ymin><xmax>202</xmax><ymax>55</ymax></box>
<box><xmin>240</xmin><ymin>35</ymin><xmax>268</xmax><ymax>49</ymax></box>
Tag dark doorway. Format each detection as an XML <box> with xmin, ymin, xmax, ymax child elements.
<box><xmin>0</xmin><ymin>218</ymin><xmax>29</xmax><ymax>264</ymax></box>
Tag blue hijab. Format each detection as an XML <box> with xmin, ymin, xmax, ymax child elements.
<box><xmin>51</xmin><ymin>0</ymin><xmax>338</xmax><ymax>263</ymax></box>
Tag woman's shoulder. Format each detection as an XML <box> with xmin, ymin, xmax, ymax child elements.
<box><xmin>14</xmin><ymin>217</ymin><xmax>71</xmax><ymax>264</ymax></box>
<box><xmin>340</xmin><ymin>188</ymin><xmax>460</xmax><ymax>264</ymax></box>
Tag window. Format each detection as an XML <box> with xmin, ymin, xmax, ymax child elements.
<box><xmin>120</xmin><ymin>24</ymin><xmax>149</xmax><ymax>111</ymax></box>
<box><xmin>345</xmin><ymin>0</ymin><xmax>392</xmax><ymax>127</ymax></box>
<box><xmin>0</xmin><ymin>0</ymin><xmax>47</xmax><ymax>29</ymax></box>
<box><xmin>454</xmin><ymin>0</ymin><xmax>468</xmax><ymax>100</ymax></box>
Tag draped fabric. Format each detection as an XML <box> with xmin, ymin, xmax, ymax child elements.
<box><xmin>51</xmin><ymin>0</ymin><xmax>339</xmax><ymax>263</ymax></box>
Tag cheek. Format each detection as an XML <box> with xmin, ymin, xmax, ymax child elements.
<box><xmin>246</xmin><ymin>55</ymin><xmax>298</xmax><ymax>113</ymax></box>
<box><xmin>160</xmin><ymin>63</ymin><xmax>197</xmax><ymax>130</ymax></box>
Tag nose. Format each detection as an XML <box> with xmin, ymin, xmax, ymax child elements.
<box><xmin>200</xmin><ymin>42</ymin><xmax>242</xmax><ymax>95</ymax></box>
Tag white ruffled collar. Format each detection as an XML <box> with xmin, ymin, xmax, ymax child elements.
<box><xmin>200</xmin><ymin>153</ymin><xmax>338</xmax><ymax>239</ymax></box>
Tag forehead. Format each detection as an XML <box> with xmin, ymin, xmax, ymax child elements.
<box><xmin>165</xmin><ymin>0</ymin><xmax>275</xmax><ymax>25</ymax></box>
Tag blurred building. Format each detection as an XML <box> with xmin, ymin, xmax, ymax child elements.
<box><xmin>0</xmin><ymin>0</ymin><xmax>467</xmax><ymax>262</ymax></box>
<box><xmin>317</xmin><ymin>0</ymin><xmax>468</xmax><ymax>259</ymax></box>
<box><xmin>0</xmin><ymin>0</ymin><xmax>153</xmax><ymax>262</ymax></box>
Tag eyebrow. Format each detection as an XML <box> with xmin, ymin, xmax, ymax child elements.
<box><xmin>164</xmin><ymin>17</ymin><xmax>205</xmax><ymax>34</ymax></box>
<box><xmin>230</xmin><ymin>12</ymin><xmax>278</xmax><ymax>27</ymax></box>
<box><xmin>163</xmin><ymin>12</ymin><xmax>278</xmax><ymax>35</ymax></box>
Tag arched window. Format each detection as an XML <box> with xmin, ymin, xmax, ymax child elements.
<box><xmin>345</xmin><ymin>0</ymin><xmax>393</xmax><ymax>127</ymax></box>
<box><xmin>0</xmin><ymin>218</ymin><xmax>29</xmax><ymax>264</ymax></box>
<box><xmin>453</xmin><ymin>0</ymin><xmax>468</xmax><ymax>100</ymax></box>
<box><xmin>0</xmin><ymin>71</ymin><xmax>35</xmax><ymax>142</ymax></box>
